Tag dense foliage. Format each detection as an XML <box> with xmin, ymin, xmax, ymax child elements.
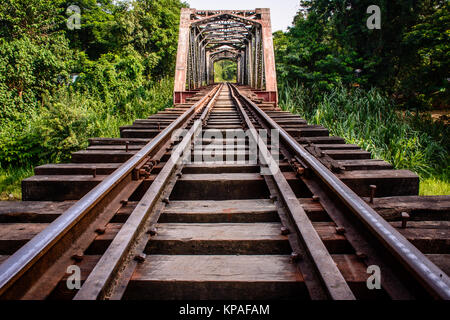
<box><xmin>214</xmin><ymin>60</ymin><xmax>237</xmax><ymax>83</ymax></box>
<box><xmin>0</xmin><ymin>0</ymin><xmax>185</xmax><ymax>168</ymax></box>
<box><xmin>276</xmin><ymin>1</ymin><xmax>449</xmax><ymax>195</ymax></box>
<box><xmin>275</xmin><ymin>0</ymin><xmax>449</xmax><ymax>109</ymax></box>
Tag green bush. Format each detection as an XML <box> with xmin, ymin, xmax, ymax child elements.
<box><xmin>0</xmin><ymin>77</ymin><xmax>174</xmax><ymax>167</ymax></box>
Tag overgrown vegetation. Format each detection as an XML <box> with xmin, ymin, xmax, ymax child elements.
<box><xmin>275</xmin><ymin>1</ymin><xmax>449</xmax><ymax>196</ymax></box>
<box><xmin>279</xmin><ymin>83</ymin><xmax>449</xmax><ymax>195</ymax></box>
<box><xmin>214</xmin><ymin>60</ymin><xmax>237</xmax><ymax>83</ymax></box>
<box><xmin>0</xmin><ymin>0</ymin><xmax>185</xmax><ymax>199</ymax></box>
<box><xmin>1</xmin><ymin>1</ymin><xmax>448</xmax><ymax>199</ymax></box>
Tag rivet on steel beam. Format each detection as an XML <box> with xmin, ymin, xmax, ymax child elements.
<box><xmin>125</xmin><ymin>141</ymin><xmax>130</xmax><ymax>152</ymax></box>
<box><xmin>147</xmin><ymin>227</ymin><xmax>157</xmax><ymax>236</ymax></box>
<box><xmin>401</xmin><ymin>212</ymin><xmax>410</xmax><ymax>229</ymax></box>
<box><xmin>134</xmin><ymin>253</ymin><xmax>147</xmax><ymax>263</ymax></box>
<box><xmin>281</xmin><ymin>226</ymin><xmax>290</xmax><ymax>236</ymax></box>
<box><xmin>336</xmin><ymin>227</ymin><xmax>346</xmax><ymax>235</ymax></box>
<box><xmin>356</xmin><ymin>252</ymin><xmax>368</xmax><ymax>261</ymax></box>
<box><xmin>312</xmin><ymin>195</ymin><xmax>320</xmax><ymax>202</ymax></box>
<box><xmin>369</xmin><ymin>185</ymin><xmax>377</xmax><ymax>204</ymax></box>
<box><xmin>92</xmin><ymin>166</ymin><xmax>97</xmax><ymax>178</ymax></box>
<box><xmin>95</xmin><ymin>228</ymin><xmax>106</xmax><ymax>235</ymax></box>
<box><xmin>71</xmin><ymin>251</ymin><xmax>84</xmax><ymax>262</ymax></box>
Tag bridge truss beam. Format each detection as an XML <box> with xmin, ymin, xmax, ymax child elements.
<box><xmin>174</xmin><ymin>8</ymin><xmax>277</xmax><ymax>104</ymax></box>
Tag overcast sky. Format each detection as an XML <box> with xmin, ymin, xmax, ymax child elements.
<box><xmin>186</xmin><ymin>0</ymin><xmax>301</xmax><ymax>32</ymax></box>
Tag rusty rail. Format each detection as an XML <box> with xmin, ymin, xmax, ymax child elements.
<box><xmin>0</xmin><ymin>85</ymin><xmax>221</xmax><ymax>299</ymax></box>
<box><xmin>230</xmin><ymin>84</ymin><xmax>450</xmax><ymax>300</ymax></box>
<box><xmin>229</xmin><ymin>83</ymin><xmax>355</xmax><ymax>300</ymax></box>
<box><xmin>73</xmin><ymin>84</ymin><xmax>224</xmax><ymax>300</ymax></box>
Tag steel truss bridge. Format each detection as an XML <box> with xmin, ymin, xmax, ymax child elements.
<box><xmin>174</xmin><ymin>8</ymin><xmax>277</xmax><ymax>104</ymax></box>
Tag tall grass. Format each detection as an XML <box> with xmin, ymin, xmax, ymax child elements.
<box><xmin>279</xmin><ymin>82</ymin><xmax>449</xmax><ymax>196</ymax></box>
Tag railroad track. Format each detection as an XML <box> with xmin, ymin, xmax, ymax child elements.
<box><xmin>0</xmin><ymin>83</ymin><xmax>449</xmax><ymax>300</ymax></box>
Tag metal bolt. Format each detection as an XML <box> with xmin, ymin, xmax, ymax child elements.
<box><xmin>71</xmin><ymin>251</ymin><xmax>84</xmax><ymax>262</ymax></box>
<box><xmin>270</xmin><ymin>195</ymin><xmax>277</xmax><ymax>202</ymax></box>
<box><xmin>95</xmin><ymin>228</ymin><xmax>106</xmax><ymax>235</ymax></box>
<box><xmin>92</xmin><ymin>166</ymin><xmax>97</xmax><ymax>178</ymax></box>
<box><xmin>281</xmin><ymin>226</ymin><xmax>290</xmax><ymax>236</ymax></box>
<box><xmin>134</xmin><ymin>253</ymin><xmax>147</xmax><ymax>263</ymax></box>
<box><xmin>401</xmin><ymin>212</ymin><xmax>410</xmax><ymax>229</ymax></box>
<box><xmin>297</xmin><ymin>167</ymin><xmax>305</xmax><ymax>176</ymax></box>
<box><xmin>369</xmin><ymin>185</ymin><xmax>377</xmax><ymax>204</ymax></box>
<box><xmin>158</xmin><ymin>123</ymin><xmax>161</xmax><ymax>130</ymax></box>
<box><xmin>162</xmin><ymin>198</ymin><xmax>170</xmax><ymax>204</ymax></box>
<box><xmin>121</xmin><ymin>200</ymin><xmax>128</xmax><ymax>206</ymax></box>
<box><xmin>176</xmin><ymin>172</ymin><xmax>183</xmax><ymax>178</ymax></box>
<box><xmin>125</xmin><ymin>141</ymin><xmax>130</xmax><ymax>152</ymax></box>
<box><xmin>336</xmin><ymin>227</ymin><xmax>346</xmax><ymax>235</ymax></box>
<box><xmin>312</xmin><ymin>195</ymin><xmax>320</xmax><ymax>202</ymax></box>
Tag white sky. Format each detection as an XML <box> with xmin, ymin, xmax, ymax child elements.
<box><xmin>186</xmin><ymin>0</ymin><xmax>301</xmax><ymax>32</ymax></box>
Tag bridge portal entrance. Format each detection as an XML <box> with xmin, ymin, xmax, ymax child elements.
<box><xmin>174</xmin><ymin>8</ymin><xmax>277</xmax><ymax>104</ymax></box>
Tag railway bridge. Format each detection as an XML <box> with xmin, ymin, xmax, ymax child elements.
<box><xmin>0</xmin><ymin>8</ymin><xmax>448</xmax><ymax>301</ymax></box>
<box><xmin>174</xmin><ymin>8</ymin><xmax>277</xmax><ymax>104</ymax></box>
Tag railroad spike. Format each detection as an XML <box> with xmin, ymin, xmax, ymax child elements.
<box><xmin>289</xmin><ymin>253</ymin><xmax>302</xmax><ymax>264</ymax></box>
<box><xmin>401</xmin><ymin>212</ymin><xmax>411</xmax><ymax>229</ymax></box>
<box><xmin>95</xmin><ymin>228</ymin><xmax>106</xmax><ymax>235</ymax></box>
<box><xmin>134</xmin><ymin>254</ymin><xmax>147</xmax><ymax>263</ymax></box>
<box><xmin>281</xmin><ymin>226</ymin><xmax>290</xmax><ymax>236</ymax></box>
<box><xmin>356</xmin><ymin>252</ymin><xmax>368</xmax><ymax>261</ymax></box>
<box><xmin>369</xmin><ymin>185</ymin><xmax>377</xmax><ymax>204</ymax></box>
<box><xmin>71</xmin><ymin>251</ymin><xmax>84</xmax><ymax>262</ymax></box>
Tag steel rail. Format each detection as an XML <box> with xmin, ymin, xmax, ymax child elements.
<box><xmin>74</xmin><ymin>84</ymin><xmax>224</xmax><ymax>300</ymax></box>
<box><xmin>231</xmin><ymin>84</ymin><xmax>450</xmax><ymax>300</ymax></box>
<box><xmin>0</xmin><ymin>85</ymin><xmax>221</xmax><ymax>298</ymax></box>
<box><xmin>228</xmin><ymin>84</ymin><xmax>355</xmax><ymax>300</ymax></box>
